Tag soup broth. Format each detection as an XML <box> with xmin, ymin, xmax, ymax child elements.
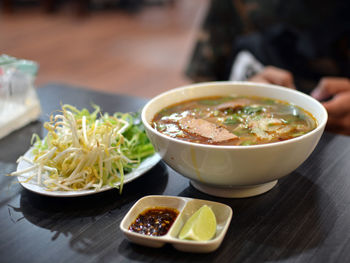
<box><xmin>152</xmin><ymin>96</ymin><xmax>317</xmax><ymax>146</ymax></box>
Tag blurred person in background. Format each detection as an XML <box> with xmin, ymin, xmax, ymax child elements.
<box><xmin>186</xmin><ymin>0</ymin><xmax>350</xmax><ymax>135</ymax></box>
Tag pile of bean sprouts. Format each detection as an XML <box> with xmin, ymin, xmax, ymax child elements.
<box><xmin>10</xmin><ymin>105</ymin><xmax>154</xmax><ymax>193</ymax></box>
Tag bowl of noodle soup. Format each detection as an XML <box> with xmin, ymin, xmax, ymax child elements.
<box><xmin>141</xmin><ymin>82</ymin><xmax>327</xmax><ymax>198</ymax></box>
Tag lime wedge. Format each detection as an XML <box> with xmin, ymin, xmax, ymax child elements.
<box><xmin>178</xmin><ymin>205</ymin><xmax>217</xmax><ymax>241</ymax></box>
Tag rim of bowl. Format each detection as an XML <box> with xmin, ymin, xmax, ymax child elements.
<box><xmin>141</xmin><ymin>81</ymin><xmax>328</xmax><ymax>150</ymax></box>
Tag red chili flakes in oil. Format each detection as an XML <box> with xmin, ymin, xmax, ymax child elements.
<box><xmin>128</xmin><ymin>207</ymin><xmax>179</xmax><ymax>236</ymax></box>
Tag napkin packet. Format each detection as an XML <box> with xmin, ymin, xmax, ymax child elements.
<box><xmin>0</xmin><ymin>55</ymin><xmax>41</xmax><ymax>139</ymax></box>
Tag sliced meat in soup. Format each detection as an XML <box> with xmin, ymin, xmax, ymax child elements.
<box><xmin>216</xmin><ymin>98</ymin><xmax>250</xmax><ymax>111</ymax></box>
<box><xmin>179</xmin><ymin>116</ymin><xmax>238</xmax><ymax>143</ymax></box>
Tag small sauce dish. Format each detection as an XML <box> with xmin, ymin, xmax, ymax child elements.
<box><xmin>120</xmin><ymin>195</ymin><xmax>233</xmax><ymax>253</ymax></box>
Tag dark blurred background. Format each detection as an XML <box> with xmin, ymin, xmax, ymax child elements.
<box><xmin>0</xmin><ymin>0</ymin><xmax>208</xmax><ymax>98</ymax></box>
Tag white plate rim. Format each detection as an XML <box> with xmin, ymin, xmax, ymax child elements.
<box><xmin>16</xmin><ymin>147</ymin><xmax>161</xmax><ymax>197</ymax></box>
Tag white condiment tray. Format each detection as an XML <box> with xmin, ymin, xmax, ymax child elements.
<box><xmin>120</xmin><ymin>195</ymin><xmax>232</xmax><ymax>253</ymax></box>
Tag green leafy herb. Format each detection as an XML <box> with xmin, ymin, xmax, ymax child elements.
<box><xmin>240</xmin><ymin>140</ymin><xmax>254</xmax><ymax>146</ymax></box>
<box><xmin>224</xmin><ymin>114</ymin><xmax>241</xmax><ymax>125</ymax></box>
<box><xmin>242</xmin><ymin>106</ymin><xmax>264</xmax><ymax>115</ymax></box>
<box><xmin>198</xmin><ymin>96</ymin><xmax>234</xmax><ymax>106</ymax></box>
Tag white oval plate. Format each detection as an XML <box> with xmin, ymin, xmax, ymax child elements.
<box><xmin>16</xmin><ymin>148</ymin><xmax>161</xmax><ymax>197</ymax></box>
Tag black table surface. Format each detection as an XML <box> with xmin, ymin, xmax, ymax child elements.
<box><xmin>1</xmin><ymin>84</ymin><xmax>350</xmax><ymax>263</ymax></box>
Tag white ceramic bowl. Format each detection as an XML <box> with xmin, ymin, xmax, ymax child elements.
<box><xmin>141</xmin><ymin>82</ymin><xmax>327</xmax><ymax>198</ymax></box>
